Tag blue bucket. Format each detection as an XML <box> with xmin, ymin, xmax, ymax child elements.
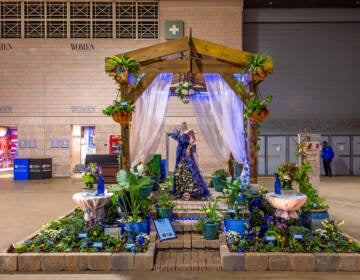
<box><xmin>224</xmin><ymin>218</ymin><xmax>250</xmax><ymax>236</ymax></box>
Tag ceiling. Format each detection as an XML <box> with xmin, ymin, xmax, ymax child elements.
<box><xmin>244</xmin><ymin>0</ymin><xmax>360</xmax><ymax>9</ymax></box>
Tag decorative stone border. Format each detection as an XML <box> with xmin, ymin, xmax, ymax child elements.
<box><xmin>0</xmin><ymin>244</ymin><xmax>155</xmax><ymax>272</ymax></box>
<box><xmin>219</xmin><ymin>245</ymin><xmax>360</xmax><ymax>271</ymax></box>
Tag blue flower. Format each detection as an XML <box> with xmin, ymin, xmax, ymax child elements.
<box><xmin>137</xmin><ymin>236</ymin><xmax>146</xmax><ymax>245</ymax></box>
<box><xmin>313</xmin><ymin>202</ymin><xmax>318</xmax><ymax>208</ymax></box>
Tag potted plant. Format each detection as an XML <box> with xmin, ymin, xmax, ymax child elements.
<box><xmin>245</xmin><ymin>53</ymin><xmax>273</xmax><ymax>84</ymax></box>
<box><xmin>210</xmin><ymin>169</ymin><xmax>230</xmax><ymax>192</ymax></box>
<box><xmin>143</xmin><ymin>155</ymin><xmax>161</xmax><ymax>190</ymax></box>
<box><xmin>277</xmin><ymin>161</ymin><xmax>300</xmax><ymax>195</ymax></box>
<box><xmin>155</xmin><ymin>180</ymin><xmax>175</xmax><ymax>219</ymax></box>
<box><xmin>197</xmin><ymin>199</ymin><xmax>221</xmax><ymax>240</ymax></box>
<box><xmin>218</xmin><ymin>178</ymin><xmax>251</xmax><ymax>236</ymax></box>
<box><xmin>109</xmin><ymin>170</ymin><xmax>153</xmax><ymax>238</ymax></box>
<box><xmin>246</xmin><ymin>185</ymin><xmax>268</xmax><ymax>212</ymax></box>
<box><xmin>105</xmin><ymin>54</ymin><xmax>140</xmax><ymax>85</ymax></box>
<box><xmin>102</xmin><ymin>99</ymin><xmax>135</xmax><ymax>125</ymax></box>
<box><xmin>296</xmin><ymin>163</ymin><xmax>329</xmax><ymax>231</ymax></box>
<box><xmin>82</xmin><ymin>162</ymin><xmax>100</xmax><ymax>190</ymax></box>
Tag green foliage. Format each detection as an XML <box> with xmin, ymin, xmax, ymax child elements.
<box><xmin>109</xmin><ymin>170</ymin><xmax>153</xmax><ymax>222</ymax></box>
<box><xmin>250</xmin><ymin>207</ymin><xmax>265</xmax><ymax>227</ymax></box>
<box><xmin>102</xmin><ymin>198</ymin><xmax>120</xmax><ymax>225</ymax></box>
<box><xmin>102</xmin><ymin>99</ymin><xmax>135</xmax><ymax>116</ymax></box>
<box><xmin>156</xmin><ymin>182</ymin><xmax>175</xmax><ymax>208</ymax></box>
<box><xmin>82</xmin><ymin>162</ymin><xmax>99</xmax><ymax>188</ymax></box>
<box><xmin>105</xmin><ymin>54</ymin><xmax>140</xmax><ymax>78</ymax></box>
<box><xmin>211</xmin><ymin>169</ymin><xmax>230</xmax><ymax>187</ymax></box>
<box><xmin>260</xmin><ymin>198</ymin><xmax>275</xmax><ymax>216</ymax></box>
<box><xmin>145</xmin><ymin>155</ymin><xmax>161</xmax><ymax>176</ymax></box>
<box><xmin>201</xmin><ymin>199</ymin><xmax>221</xmax><ymax>224</ymax></box>
<box><xmin>246</xmin><ymin>53</ymin><xmax>271</xmax><ymax>72</ymax></box>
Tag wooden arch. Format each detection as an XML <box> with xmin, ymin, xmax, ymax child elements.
<box><xmin>105</xmin><ymin>35</ymin><xmax>273</xmax><ymax>183</ymax></box>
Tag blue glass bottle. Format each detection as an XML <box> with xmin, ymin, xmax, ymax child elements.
<box><xmin>274</xmin><ymin>173</ymin><xmax>281</xmax><ymax>195</ymax></box>
<box><xmin>97</xmin><ymin>173</ymin><xmax>105</xmax><ymax>195</ymax></box>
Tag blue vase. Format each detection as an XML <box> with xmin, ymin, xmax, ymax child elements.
<box><xmin>274</xmin><ymin>173</ymin><xmax>281</xmax><ymax>195</ymax></box>
<box><xmin>125</xmin><ymin>219</ymin><xmax>150</xmax><ymax>240</ymax></box>
<box><xmin>97</xmin><ymin>173</ymin><xmax>104</xmax><ymax>195</ymax></box>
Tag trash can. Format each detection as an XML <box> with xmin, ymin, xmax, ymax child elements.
<box><xmin>29</xmin><ymin>158</ymin><xmax>52</xmax><ymax>179</ymax></box>
<box><xmin>13</xmin><ymin>158</ymin><xmax>29</xmax><ymax>180</ymax></box>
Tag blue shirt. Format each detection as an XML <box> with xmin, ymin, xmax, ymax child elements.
<box><xmin>322</xmin><ymin>146</ymin><xmax>334</xmax><ymax>160</ymax></box>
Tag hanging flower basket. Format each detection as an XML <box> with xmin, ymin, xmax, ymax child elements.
<box><xmin>111</xmin><ymin>110</ymin><xmax>132</xmax><ymax>124</ymax></box>
<box><xmin>250</xmin><ymin>108</ymin><xmax>270</xmax><ymax>122</ymax></box>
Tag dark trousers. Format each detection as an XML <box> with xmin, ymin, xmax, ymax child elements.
<box><xmin>323</xmin><ymin>159</ymin><xmax>332</xmax><ymax>177</ymax></box>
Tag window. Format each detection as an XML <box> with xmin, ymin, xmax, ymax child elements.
<box><xmin>0</xmin><ymin>1</ymin><xmax>159</xmax><ymax>39</ymax></box>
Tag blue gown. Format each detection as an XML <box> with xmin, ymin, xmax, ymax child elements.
<box><xmin>172</xmin><ymin>132</ymin><xmax>210</xmax><ymax>197</ymax></box>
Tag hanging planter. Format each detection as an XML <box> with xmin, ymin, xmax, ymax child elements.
<box><xmin>105</xmin><ymin>54</ymin><xmax>139</xmax><ymax>85</ymax></box>
<box><xmin>250</xmin><ymin>108</ymin><xmax>270</xmax><ymax>122</ymax></box>
<box><xmin>111</xmin><ymin>110</ymin><xmax>133</xmax><ymax>124</ymax></box>
<box><xmin>103</xmin><ymin>99</ymin><xmax>135</xmax><ymax>125</ymax></box>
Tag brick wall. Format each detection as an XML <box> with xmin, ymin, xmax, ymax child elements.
<box><xmin>0</xmin><ymin>0</ymin><xmax>243</xmax><ymax>176</ymax></box>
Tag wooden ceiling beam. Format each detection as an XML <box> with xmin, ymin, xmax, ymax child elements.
<box><xmin>115</xmin><ymin>37</ymin><xmax>190</xmax><ymax>63</ymax></box>
<box><xmin>139</xmin><ymin>59</ymin><xmax>247</xmax><ymax>74</ymax></box>
<box><xmin>131</xmin><ymin>73</ymin><xmax>158</xmax><ymax>102</ymax></box>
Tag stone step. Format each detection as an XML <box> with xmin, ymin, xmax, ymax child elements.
<box><xmin>155</xmin><ymin>232</ymin><xmax>224</xmax><ymax>250</ymax></box>
<box><xmin>154</xmin><ymin>249</ymin><xmax>221</xmax><ymax>271</ymax></box>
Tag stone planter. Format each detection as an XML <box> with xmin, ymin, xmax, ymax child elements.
<box><xmin>300</xmin><ymin>208</ymin><xmax>330</xmax><ymax>231</ymax></box>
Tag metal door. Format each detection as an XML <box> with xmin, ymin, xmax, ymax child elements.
<box><xmin>266</xmin><ymin>136</ymin><xmax>287</xmax><ymax>175</ymax></box>
<box><xmin>288</xmin><ymin>136</ymin><xmax>299</xmax><ymax>164</ymax></box>
<box><xmin>331</xmin><ymin>136</ymin><xmax>351</xmax><ymax>175</ymax></box>
<box><xmin>257</xmin><ymin>136</ymin><xmax>266</xmax><ymax>176</ymax></box>
<box><xmin>352</xmin><ymin>136</ymin><xmax>360</xmax><ymax>175</ymax></box>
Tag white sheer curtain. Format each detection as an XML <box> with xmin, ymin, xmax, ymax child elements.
<box><xmin>190</xmin><ymin>94</ymin><xmax>229</xmax><ymax>162</ymax></box>
<box><xmin>191</xmin><ymin>73</ymin><xmax>246</xmax><ymax>164</ymax></box>
<box><xmin>130</xmin><ymin>73</ymin><xmax>173</xmax><ymax>167</ymax></box>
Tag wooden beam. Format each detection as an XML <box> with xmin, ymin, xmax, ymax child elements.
<box><xmin>192</xmin><ymin>38</ymin><xmax>253</xmax><ymax>66</ymax></box>
<box><xmin>221</xmin><ymin>73</ymin><xmax>246</xmax><ymax>103</ymax></box>
<box><xmin>139</xmin><ymin>59</ymin><xmax>247</xmax><ymax>74</ymax></box>
<box><xmin>114</xmin><ymin>37</ymin><xmax>190</xmax><ymax>63</ymax></box>
<box><xmin>131</xmin><ymin>73</ymin><xmax>158</xmax><ymax>102</ymax></box>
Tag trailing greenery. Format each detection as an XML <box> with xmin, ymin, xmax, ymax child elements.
<box><xmin>102</xmin><ymin>99</ymin><xmax>135</xmax><ymax>116</ymax></box>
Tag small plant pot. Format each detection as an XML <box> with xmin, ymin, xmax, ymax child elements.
<box><xmin>203</xmin><ymin>222</ymin><xmax>220</xmax><ymax>240</ymax></box>
<box><xmin>224</xmin><ymin>218</ymin><xmax>250</xmax><ymax>236</ymax></box>
<box><xmin>140</xmin><ymin>185</ymin><xmax>153</xmax><ymax>199</ymax></box>
<box><xmin>300</xmin><ymin>208</ymin><xmax>330</xmax><ymax>231</ymax></box>
<box><xmin>125</xmin><ymin>219</ymin><xmax>150</xmax><ymax>240</ymax></box>
<box><xmin>156</xmin><ymin>207</ymin><xmax>173</xmax><ymax>219</ymax></box>
<box><xmin>112</xmin><ymin>111</ymin><xmax>132</xmax><ymax>124</ymax></box>
<box><xmin>250</xmin><ymin>108</ymin><xmax>270</xmax><ymax>122</ymax></box>
<box><xmin>211</xmin><ymin>176</ymin><xmax>224</xmax><ymax>192</ymax></box>
<box><xmin>247</xmin><ymin>196</ymin><xmax>263</xmax><ymax>211</ymax></box>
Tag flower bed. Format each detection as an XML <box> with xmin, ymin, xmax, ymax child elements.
<box><xmin>11</xmin><ymin>208</ymin><xmax>151</xmax><ymax>254</ymax></box>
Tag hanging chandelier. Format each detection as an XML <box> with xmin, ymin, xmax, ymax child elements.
<box><xmin>175</xmin><ymin>79</ymin><xmax>195</xmax><ymax>104</ymax></box>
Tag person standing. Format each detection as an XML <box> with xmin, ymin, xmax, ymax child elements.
<box><xmin>321</xmin><ymin>141</ymin><xmax>334</xmax><ymax>177</ymax></box>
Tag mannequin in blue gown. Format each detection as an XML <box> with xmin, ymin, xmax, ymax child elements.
<box><xmin>172</xmin><ymin>122</ymin><xmax>210</xmax><ymax>199</ymax></box>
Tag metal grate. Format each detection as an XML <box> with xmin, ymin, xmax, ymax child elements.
<box><xmin>47</xmin><ymin>21</ymin><xmax>66</xmax><ymax>38</ymax></box>
<box><xmin>116</xmin><ymin>21</ymin><xmax>136</xmax><ymax>38</ymax></box>
<box><xmin>1</xmin><ymin>2</ymin><xmax>21</xmax><ymax>19</ymax></box>
<box><xmin>25</xmin><ymin>2</ymin><xmax>44</xmax><ymax>19</ymax></box>
<box><xmin>0</xmin><ymin>1</ymin><xmax>159</xmax><ymax>39</ymax></box>
<box><xmin>0</xmin><ymin>20</ymin><xmax>21</xmax><ymax>37</ymax></box>
<box><xmin>25</xmin><ymin>21</ymin><xmax>44</xmax><ymax>38</ymax></box>
<box><xmin>138</xmin><ymin>20</ymin><xmax>158</xmax><ymax>39</ymax></box>
<box><xmin>47</xmin><ymin>2</ymin><xmax>67</xmax><ymax>19</ymax></box>
<box><xmin>70</xmin><ymin>21</ymin><xmax>90</xmax><ymax>38</ymax></box>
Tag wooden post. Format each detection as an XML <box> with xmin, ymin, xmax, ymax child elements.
<box><xmin>120</xmin><ymin>82</ymin><xmax>131</xmax><ymax>171</ymax></box>
<box><xmin>249</xmin><ymin>82</ymin><xmax>258</xmax><ymax>184</ymax></box>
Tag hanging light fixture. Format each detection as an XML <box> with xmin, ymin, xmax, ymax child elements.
<box><xmin>0</xmin><ymin>127</ymin><xmax>7</xmax><ymax>137</ymax></box>
<box><xmin>175</xmin><ymin>74</ymin><xmax>195</xmax><ymax>104</ymax></box>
